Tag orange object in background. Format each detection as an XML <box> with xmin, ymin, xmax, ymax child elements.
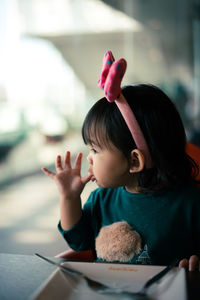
<box><xmin>186</xmin><ymin>142</ymin><xmax>200</xmax><ymax>182</ymax></box>
<box><xmin>56</xmin><ymin>249</ymin><xmax>96</xmax><ymax>261</ymax></box>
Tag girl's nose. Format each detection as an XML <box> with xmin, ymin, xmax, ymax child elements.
<box><xmin>87</xmin><ymin>154</ymin><xmax>93</xmax><ymax>164</ymax></box>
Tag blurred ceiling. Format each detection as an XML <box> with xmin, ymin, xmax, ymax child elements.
<box><xmin>19</xmin><ymin>0</ymin><xmax>199</xmax><ymax>93</ymax></box>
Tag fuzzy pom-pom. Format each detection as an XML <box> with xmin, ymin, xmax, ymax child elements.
<box><xmin>95</xmin><ymin>221</ymin><xmax>142</xmax><ymax>262</ymax></box>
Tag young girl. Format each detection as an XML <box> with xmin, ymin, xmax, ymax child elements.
<box><xmin>42</xmin><ymin>52</ymin><xmax>200</xmax><ymax>270</ymax></box>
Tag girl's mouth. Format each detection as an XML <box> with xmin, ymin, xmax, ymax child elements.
<box><xmin>88</xmin><ymin>169</ymin><xmax>96</xmax><ymax>182</ymax></box>
<box><xmin>91</xmin><ymin>175</ymin><xmax>96</xmax><ymax>182</ymax></box>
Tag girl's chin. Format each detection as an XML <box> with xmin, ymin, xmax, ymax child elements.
<box><xmin>95</xmin><ymin>181</ymin><xmax>109</xmax><ymax>188</ymax></box>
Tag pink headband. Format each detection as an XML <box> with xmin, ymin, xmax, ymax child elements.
<box><xmin>97</xmin><ymin>50</ymin><xmax>153</xmax><ymax>169</ymax></box>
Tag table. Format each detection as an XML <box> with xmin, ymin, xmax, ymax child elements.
<box><xmin>0</xmin><ymin>253</ymin><xmax>199</xmax><ymax>300</ymax></box>
<box><xmin>0</xmin><ymin>253</ymin><xmax>57</xmax><ymax>300</ymax></box>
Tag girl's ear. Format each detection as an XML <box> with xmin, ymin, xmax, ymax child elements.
<box><xmin>129</xmin><ymin>149</ymin><xmax>145</xmax><ymax>173</ymax></box>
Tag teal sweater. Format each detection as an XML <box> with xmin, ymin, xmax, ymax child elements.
<box><xmin>58</xmin><ymin>184</ymin><xmax>200</xmax><ymax>265</ymax></box>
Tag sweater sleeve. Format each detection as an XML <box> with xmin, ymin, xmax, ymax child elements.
<box><xmin>57</xmin><ymin>192</ymin><xmax>96</xmax><ymax>251</ymax></box>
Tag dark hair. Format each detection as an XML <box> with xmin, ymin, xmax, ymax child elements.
<box><xmin>82</xmin><ymin>84</ymin><xmax>199</xmax><ymax>191</ymax></box>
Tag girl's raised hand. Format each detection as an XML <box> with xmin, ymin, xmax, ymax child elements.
<box><xmin>179</xmin><ymin>255</ymin><xmax>200</xmax><ymax>271</ymax></box>
<box><xmin>42</xmin><ymin>151</ymin><xmax>92</xmax><ymax>201</ymax></box>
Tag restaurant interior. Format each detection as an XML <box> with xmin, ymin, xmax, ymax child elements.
<box><xmin>0</xmin><ymin>0</ymin><xmax>200</xmax><ymax>257</ymax></box>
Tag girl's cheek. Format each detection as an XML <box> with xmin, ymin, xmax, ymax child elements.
<box><xmin>93</xmin><ymin>160</ymin><xmax>100</xmax><ymax>174</ymax></box>
<box><xmin>87</xmin><ymin>153</ymin><xmax>93</xmax><ymax>165</ymax></box>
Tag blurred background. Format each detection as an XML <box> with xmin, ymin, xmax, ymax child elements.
<box><xmin>0</xmin><ymin>0</ymin><xmax>200</xmax><ymax>256</ymax></box>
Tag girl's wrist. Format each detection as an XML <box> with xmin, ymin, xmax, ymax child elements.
<box><xmin>60</xmin><ymin>195</ymin><xmax>81</xmax><ymax>203</ymax></box>
<box><xmin>60</xmin><ymin>195</ymin><xmax>82</xmax><ymax>230</ymax></box>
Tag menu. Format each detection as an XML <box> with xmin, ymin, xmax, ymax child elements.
<box><xmin>31</xmin><ymin>261</ymin><xmax>186</xmax><ymax>300</ymax></box>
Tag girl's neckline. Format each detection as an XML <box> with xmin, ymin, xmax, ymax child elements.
<box><xmin>121</xmin><ymin>185</ymin><xmax>174</xmax><ymax>197</ymax></box>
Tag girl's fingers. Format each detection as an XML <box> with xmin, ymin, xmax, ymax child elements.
<box><xmin>82</xmin><ymin>173</ymin><xmax>93</xmax><ymax>185</ymax></box>
<box><xmin>179</xmin><ymin>258</ymin><xmax>188</xmax><ymax>269</ymax></box>
<box><xmin>189</xmin><ymin>255</ymin><xmax>199</xmax><ymax>271</ymax></box>
<box><xmin>179</xmin><ymin>256</ymin><xmax>200</xmax><ymax>271</ymax></box>
<box><xmin>56</xmin><ymin>155</ymin><xmax>63</xmax><ymax>172</ymax></box>
<box><xmin>41</xmin><ymin>167</ymin><xmax>55</xmax><ymax>179</ymax></box>
<box><xmin>64</xmin><ymin>151</ymin><xmax>71</xmax><ymax>169</ymax></box>
<box><xmin>74</xmin><ymin>153</ymin><xmax>83</xmax><ymax>171</ymax></box>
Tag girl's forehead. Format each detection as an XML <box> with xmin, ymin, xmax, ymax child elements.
<box><xmin>87</xmin><ymin>135</ymin><xmax>103</xmax><ymax>148</ymax></box>
<box><xmin>88</xmin><ymin>134</ymin><xmax>119</xmax><ymax>153</ymax></box>
<box><xmin>87</xmin><ymin>126</ymin><xmax>106</xmax><ymax>145</ymax></box>
<box><xmin>83</xmin><ymin>118</ymin><xmax>114</xmax><ymax>149</ymax></box>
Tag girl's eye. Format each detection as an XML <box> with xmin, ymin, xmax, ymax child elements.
<box><xmin>91</xmin><ymin>148</ymin><xmax>98</xmax><ymax>154</ymax></box>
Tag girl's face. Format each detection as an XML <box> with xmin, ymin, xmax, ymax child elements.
<box><xmin>87</xmin><ymin>141</ymin><xmax>137</xmax><ymax>191</ymax></box>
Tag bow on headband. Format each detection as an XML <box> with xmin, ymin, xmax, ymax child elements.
<box><xmin>97</xmin><ymin>50</ymin><xmax>153</xmax><ymax>169</ymax></box>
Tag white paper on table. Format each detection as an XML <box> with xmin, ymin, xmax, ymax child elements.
<box><xmin>31</xmin><ymin>261</ymin><xmax>187</xmax><ymax>300</ymax></box>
